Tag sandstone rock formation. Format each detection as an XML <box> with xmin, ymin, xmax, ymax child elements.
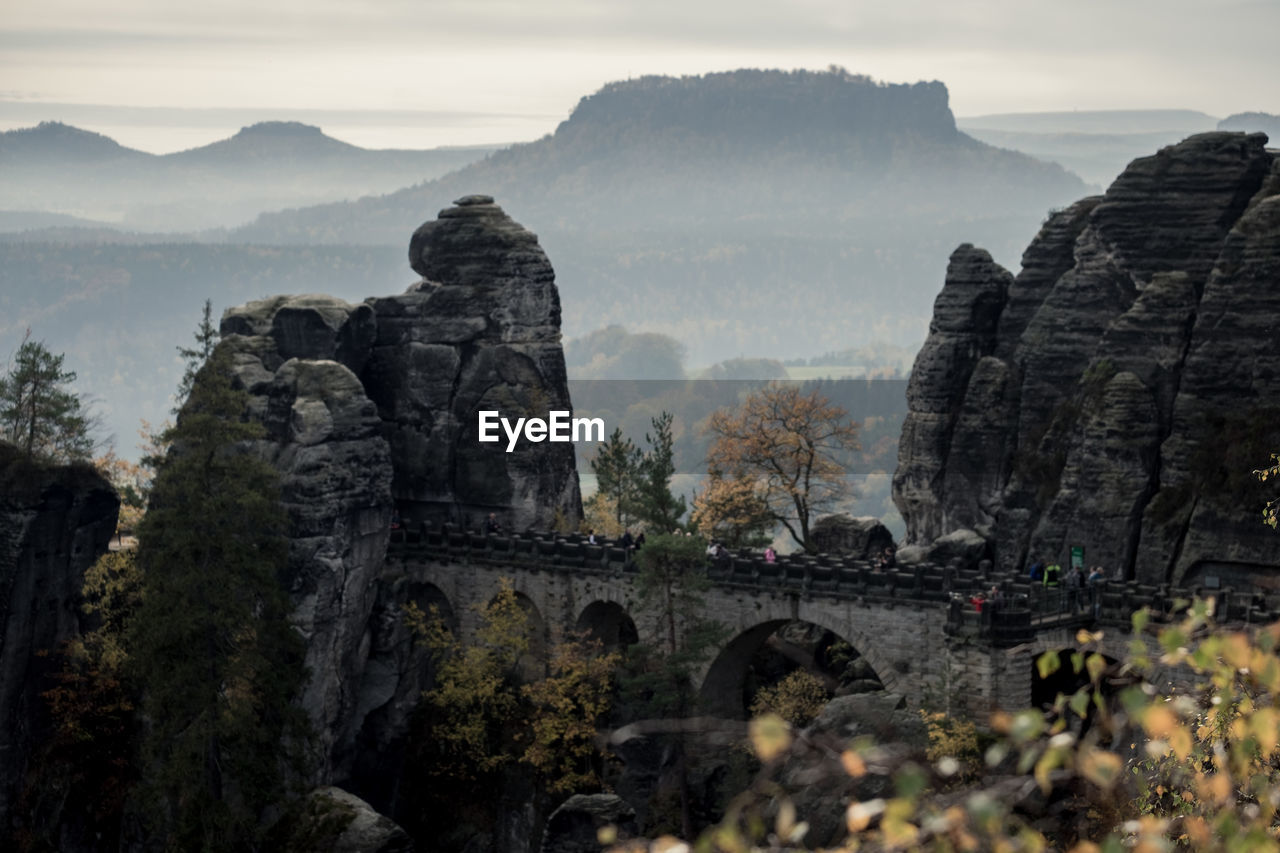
<box><xmin>539</xmin><ymin>794</ymin><xmax>637</xmax><ymax>853</ymax></box>
<box><xmin>280</xmin><ymin>787</ymin><xmax>413</xmax><ymax>853</ymax></box>
<box><xmin>0</xmin><ymin>445</ymin><xmax>118</xmax><ymax>831</ymax></box>
<box><xmin>809</xmin><ymin>514</ymin><xmax>895</xmax><ymax>558</ymax></box>
<box><xmin>208</xmin><ymin>196</ymin><xmax>582</xmax><ymax>795</ymax></box>
<box><xmin>893</xmin><ymin>132</ymin><xmax>1280</xmax><ymax>586</ymax></box>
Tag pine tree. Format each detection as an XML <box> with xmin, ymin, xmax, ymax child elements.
<box><xmin>633</xmin><ymin>411</ymin><xmax>687</xmax><ymax>532</ymax></box>
<box><xmin>0</xmin><ymin>330</ymin><xmax>94</xmax><ymax>461</ymax></box>
<box><xmin>131</xmin><ymin>347</ymin><xmax>307</xmax><ymax>850</ymax></box>
<box><xmin>173</xmin><ymin>299</ymin><xmax>220</xmax><ymax>413</ymax></box>
<box><xmin>590</xmin><ymin>427</ymin><xmax>642</xmax><ymax>526</ymax></box>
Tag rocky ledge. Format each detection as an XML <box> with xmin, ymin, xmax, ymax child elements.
<box><xmin>0</xmin><ymin>445</ymin><xmax>118</xmax><ymax>830</ymax></box>
<box><xmin>893</xmin><ymin>132</ymin><xmax>1280</xmax><ymax>586</ymax></box>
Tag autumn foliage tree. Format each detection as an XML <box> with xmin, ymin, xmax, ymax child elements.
<box><xmin>705</xmin><ymin>385</ymin><xmax>859</xmax><ymax>552</ymax></box>
<box><xmin>690</xmin><ymin>470</ymin><xmax>774</xmax><ymax>548</ymax></box>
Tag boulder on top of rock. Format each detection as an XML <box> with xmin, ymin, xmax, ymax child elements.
<box><xmin>276</xmin><ymin>787</ymin><xmax>413</xmax><ymax>853</ymax></box>
<box><xmin>810</xmin><ymin>514</ymin><xmax>895</xmax><ymax>559</ymax></box>
<box><xmin>540</xmin><ymin>794</ymin><xmax>638</xmax><ymax>853</ymax></box>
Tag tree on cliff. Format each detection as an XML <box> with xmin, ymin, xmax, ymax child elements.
<box><xmin>130</xmin><ymin>347</ymin><xmax>308</xmax><ymax>850</ymax></box>
<box><xmin>0</xmin><ymin>330</ymin><xmax>94</xmax><ymax>462</ymax></box>
<box><xmin>173</xmin><ymin>298</ymin><xmax>219</xmax><ymax>413</ymax></box>
<box><xmin>705</xmin><ymin>385</ymin><xmax>859</xmax><ymax>552</ymax></box>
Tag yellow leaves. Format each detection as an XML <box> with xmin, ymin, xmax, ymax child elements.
<box><xmin>1143</xmin><ymin>704</ymin><xmax>1178</xmax><ymax>739</ymax></box>
<box><xmin>1193</xmin><ymin>770</ymin><xmax>1233</xmax><ymax>806</ymax></box>
<box><xmin>1079</xmin><ymin>748</ymin><xmax>1123</xmax><ymax>790</ymax></box>
<box><xmin>748</xmin><ymin>713</ymin><xmax>792</xmax><ymax>762</ymax></box>
<box><xmin>1251</xmin><ymin>707</ymin><xmax>1280</xmax><ymax>754</ymax></box>
<box><xmin>880</xmin><ymin>799</ymin><xmax>919</xmax><ymax>847</ymax></box>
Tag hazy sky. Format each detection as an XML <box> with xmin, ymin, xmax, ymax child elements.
<box><xmin>3</xmin><ymin>0</ymin><xmax>1278</xmax><ymax>152</ymax></box>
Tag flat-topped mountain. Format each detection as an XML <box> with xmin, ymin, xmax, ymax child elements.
<box><xmin>236</xmin><ymin>68</ymin><xmax>1087</xmax><ymax>364</ymax></box>
<box><xmin>164</xmin><ymin>120</ymin><xmax>366</xmax><ymax>164</ymax></box>
<box><xmin>894</xmin><ymin>131</ymin><xmax>1280</xmax><ymax>587</ymax></box>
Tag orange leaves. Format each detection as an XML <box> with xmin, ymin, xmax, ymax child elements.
<box><xmin>704</xmin><ymin>385</ymin><xmax>859</xmax><ymax>549</ymax></box>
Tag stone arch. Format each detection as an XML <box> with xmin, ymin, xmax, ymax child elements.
<box><xmin>1028</xmin><ymin>643</ymin><xmax>1125</xmax><ymax>736</ymax></box>
<box><xmin>408</xmin><ymin>580</ymin><xmax>457</xmax><ymax>636</ymax></box>
<box><xmin>490</xmin><ymin>589</ymin><xmax>548</xmax><ymax>683</ymax></box>
<box><xmin>575</xmin><ymin>600</ymin><xmax>639</xmax><ymax>651</ymax></box>
<box><xmin>698</xmin><ymin>618</ymin><xmax>889</xmax><ymax>718</ymax></box>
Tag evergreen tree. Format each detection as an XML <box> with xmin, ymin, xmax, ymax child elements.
<box><xmin>174</xmin><ymin>299</ymin><xmax>220</xmax><ymax>413</ymax></box>
<box><xmin>131</xmin><ymin>348</ymin><xmax>307</xmax><ymax>851</ymax></box>
<box><xmin>0</xmin><ymin>330</ymin><xmax>94</xmax><ymax>461</ymax></box>
<box><xmin>590</xmin><ymin>427</ymin><xmax>642</xmax><ymax>526</ymax></box>
<box><xmin>633</xmin><ymin>411</ymin><xmax>687</xmax><ymax>532</ymax></box>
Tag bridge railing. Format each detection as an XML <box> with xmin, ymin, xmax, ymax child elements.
<box><xmin>386</xmin><ymin>526</ymin><xmax>1280</xmax><ymax>637</ymax></box>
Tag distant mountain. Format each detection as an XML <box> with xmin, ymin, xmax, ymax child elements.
<box><xmin>958</xmin><ymin>128</ymin><xmax>1198</xmax><ymax>187</ymax></box>
<box><xmin>956</xmin><ymin>109</ymin><xmax>1227</xmax><ymax>187</ymax></box>
<box><xmin>0</xmin><ymin>121</ymin><xmax>150</xmax><ymax>165</ymax></box>
<box><xmin>1218</xmin><ymin>112</ymin><xmax>1280</xmax><ymax>139</ymax></box>
<box><xmin>957</xmin><ymin>109</ymin><xmax>1219</xmax><ymax>135</ymax></box>
<box><xmin>0</xmin><ymin>121</ymin><xmax>499</xmax><ymax>231</ymax></box>
<box><xmin>0</xmin><ymin>209</ymin><xmax>119</xmax><ymax>233</ymax></box>
<box><xmin>235</xmin><ymin>69</ymin><xmax>1087</xmax><ymax>363</ymax></box>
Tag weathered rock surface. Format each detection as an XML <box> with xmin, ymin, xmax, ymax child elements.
<box><xmin>893</xmin><ymin>132</ymin><xmax>1280</xmax><ymax>584</ymax></box>
<box><xmin>204</xmin><ymin>197</ymin><xmax>582</xmax><ymax>799</ymax></box>
<box><xmin>775</xmin><ymin>693</ymin><xmax>928</xmax><ymax>847</ymax></box>
<box><xmin>0</xmin><ymin>445</ymin><xmax>118</xmax><ymax>832</ymax></box>
<box><xmin>539</xmin><ymin>794</ymin><xmax>637</xmax><ymax>853</ymax></box>
<box><xmin>809</xmin><ymin>514</ymin><xmax>895</xmax><ymax>558</ymax></box>
<box><xmin>280</xmin><ymin>787</ymin><xmax>413</xmax><ymax>853</ymax></box>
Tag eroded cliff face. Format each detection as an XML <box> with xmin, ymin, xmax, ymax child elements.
<box><xmin>0</xmin><ymin>445</ymin><xmax>118</xmax><ymax>830</ymax></box>
<box><xmin>893</xmin><ymin>132</ymin><xmax>1280</xmax><ymax>586</ymax></box>
<box><xmin>210</xmin><ymin>195</ymin><xmax>581</xmax><ymax>791</ymax></box>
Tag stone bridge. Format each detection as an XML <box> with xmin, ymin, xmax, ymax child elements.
<box><xmin>383</xmin><ymin>529</ymin><xmax>1278</xmax><ymax>718</ymax></box>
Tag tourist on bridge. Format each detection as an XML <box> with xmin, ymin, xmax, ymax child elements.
<box><xmin>1027</xmin><ymin>556</ymin><xmax>1045</xmax><ymax>582</ymax></box>
<box><xmin>1065</xmin><ymin>565</ymin><xmax>1084</xmax><ymax>611</ymax></box>
<box><xmin>1088</xmin><ymin>566</ymin><xmax>1104</xmax><ymax>619</ymax></box>
<box><xmin>764</xmin><ymin>545</ymin><xmax>777</xmax><ymax>563</ymax></box>
<box><xmin>485</xmin><ymin>512</ymin><xmax>501</xmax><ymax>535</ymax></box>
<box><xmin>620</xmin><ymin>529</ymin><xmax>634</xmax><ymax>550</ymax></box>
<box><xmin>1043</xmin><ymin>562</ymin><xmax>1061</xmax><ymax>588</ymax></box>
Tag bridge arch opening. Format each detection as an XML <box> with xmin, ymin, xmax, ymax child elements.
<box><xmin>575</xmin><ymin>601</ymin><xmax>639</xmax><ymax>652</ymax></box>
<box><xmin>1031</xmin><ymin>647</ymin><xmax>1124</xmax><ymax>735</ymax></box>
<box><xmin>489</xmin><ymin>589</ymin><xmax>548</xmax><ymax>683</ymax></box>
<box><xmin>698</xmin><ymin>620</ymin><xmax>884</xmax><ymax>719</ymax></box>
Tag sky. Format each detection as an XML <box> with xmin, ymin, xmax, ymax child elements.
<box><xmin>2</xmin><ymin>0</ymin><xmax>1278</xmax><ymax>152</ymax></box>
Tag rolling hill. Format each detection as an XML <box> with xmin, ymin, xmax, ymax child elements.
<box><xmin>0</xmin><ymin>121</ymin><xmax>498</xmax><ymax>232</ymax></box>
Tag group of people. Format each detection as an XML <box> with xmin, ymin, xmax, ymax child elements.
<box><xmin>585</xmin><ymin>528</ymin><xmax>646</xmax><ymax>551</ymax></box>
<box><xmin>1026</xmin><ymin>555</ymin><xmax>1107</xmax><ymax>615</ymax></box>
